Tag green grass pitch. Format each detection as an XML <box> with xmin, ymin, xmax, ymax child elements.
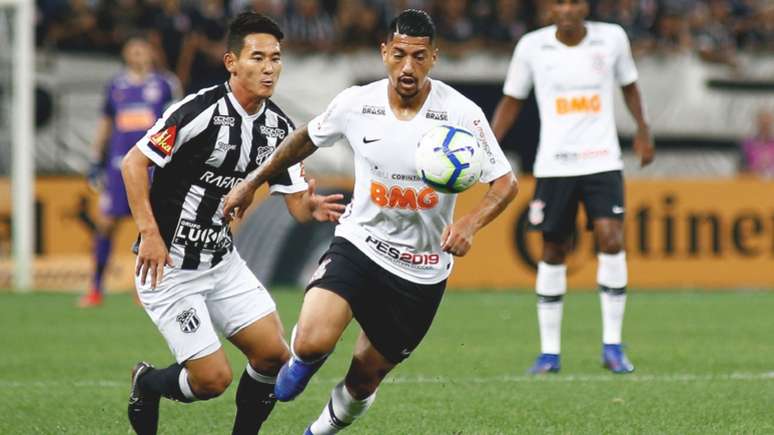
<box><xmin>1</xmin><ymin>290</ymin><xmax>773</xmax><ymax>434</ymax></box>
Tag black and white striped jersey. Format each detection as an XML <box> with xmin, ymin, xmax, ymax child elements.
<box><xmin>135</xmin><ymin>81</ymin><xmax>307</xmax><ymax>271</ymax></box>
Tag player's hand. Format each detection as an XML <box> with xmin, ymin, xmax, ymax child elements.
<box><xmin>307</xmin><ymin>178</ymin><xmax>346</xmax><ymax>223</ymax></box>
<box><xmin>223</xmin><ymin>180</ymin><xmax>258</xmax><ymax>222</ymax></box>
<box><xmin>633</xmin><ymin>127</ymin><xmax>655</xmax><ymax>167</ymax></box>
<box><xmin>441</xmin><ymin>215</ymin><xmax>477</xmax><ymax>257</ymax></box>
<box><xmin>136</xmin><ymin>230</ymin><xmax>173</xmax><ymax>289</ymax></box>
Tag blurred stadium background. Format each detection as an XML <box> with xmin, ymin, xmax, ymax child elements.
<box><xmin>0</xmin><ymin>1</ymin><xmax>773</xmax><ymax>433</ymax></box>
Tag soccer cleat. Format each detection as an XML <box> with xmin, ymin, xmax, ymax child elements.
<box><xmin>77</xmin><ymin>290</ymin><xmax>103</xmax><ymax>308</ymax></box>
<box><xmin>602</xmin><ymin>344</ymin><xmax>635</xmax><ymax>374</ymax></box>
<box><xmin>274</xmin><ymin>355</ymin><xmax>326</xmax><ymax>402</ymax></box>
<box><xmin>128</xmin><ymin>362</ymin><xmax>161</xmax><ymax>435</ymax></box>
<box><xmin>304</xmin><ymin>427</ymin><xmax>314</xmax><ymax>435</ymax></box>
<box><xmin>528</xmin><ymin>353</ymin><xmax>561</xmax><ymax>374</ymax></box>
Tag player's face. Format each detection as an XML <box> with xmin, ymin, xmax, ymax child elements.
<box><xmin>225</xmin><ymin>33</ymin><xmax>282</xmax><ymax>99</ymax></box>
<box><xmin>123</xmin><ymin>40</ymin><xmax>153</xmax><ymax>72</ymax></box>
<box><xmin>551</xmin><ymin>0</ymin><xmax>588</xmax><ymax>32</ymax></box>
<box><xmin>381</xmin><ymin>34</ymin><xmax>437</xmax><ymax>99</ymax></box>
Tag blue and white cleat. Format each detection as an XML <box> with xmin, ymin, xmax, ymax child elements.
<box><xmin>274</xmin><ymin>355</ymin><xmax>326</xmax><ymax>402</ymax></box>
<box><xmin>303</xmin><ymin>426</ymin><xmax>314</xmax><ymax>435</ymax></box>
<box><xmin>602</xmin><ymin>344</ymin><xmax>635</xmax><ymax>374</ymax></box>
<box><xmin>528</xmin><ymin>353</ymin><xmax>561</xmax><ymax>374</ymax></box>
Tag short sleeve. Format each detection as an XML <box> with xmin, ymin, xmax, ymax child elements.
<box><xmin>502</xmin><ymin>37</ymin><xmax>533</xmax><ymax>99</ymax></box>
<box><xmin>614</xmin><ymin>26</ymin><xmax>638</xmax><ymax>86</ymax></box>
<box><xmin>268</xmin><ymin>162</ymin><xmax>309</xmax><ymax>195</ymax></box>
<box><xmin>461</xmin><ymin>105</ymin><xmax>513</xmax><ymax>183</ymax></box>
<box><xmin>307</xmin><ymin>88</ymin><xmax>354</xmax><ymax>148</ymax></box>
<box><xmin>135</xmin><ymin>89</ymin><xmax>220</xmax><ymax>168</ymax></box>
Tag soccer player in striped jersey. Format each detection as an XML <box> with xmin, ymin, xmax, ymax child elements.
<box><xmin>225</xmin><ymin>10</ymin><xmax>518</xmax><ymax>434</ymax></box>
<box><xmin>492</xmin><ymin>0</ymin><xmax>655</xmax><ymax>374</ymax></box>
<box><xmin>120</xmin><ymin>12</ymin><xmax>344</xmax><ymax>434</ymax></box>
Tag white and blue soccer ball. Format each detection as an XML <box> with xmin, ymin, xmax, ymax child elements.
<box><xmin>415</xmin><ymin>125</ymin><xmax>483</xmax><ymax>194</ymax></box>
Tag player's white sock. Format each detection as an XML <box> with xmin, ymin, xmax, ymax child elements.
<box><xmin>309</xmin><ymin>382</ymin><xmax>375</xmax><ymax>435</ymax></box>
<box><xmin>598</xmin><ymin>252</ymin><xmax>628</xmax><ymax>344</ymax></box>
<box><xmin>536</xmin><ymin>262</ymin><xmax>566</xmax><ymax>355</ymax></box>
<box><xmin>178</xmin><ymin>367</ymin><xmax>198</xmax><ymax>402</ymax></box>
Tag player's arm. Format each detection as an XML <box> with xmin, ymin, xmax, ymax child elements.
<box><xmin>442</xmin><ymin>172</ymin><xmax>518</xmax><ymax>257</ymax></box>
<box><xmin>88</xmin><ymin>116</ymin><xmax>112</xmax><ymax>189</ymax></box>
<box><xmin>491</xmin><ymin>96</ymin><xmax>525</xmax><ymax>143</ymax></box>
<box><xmin>224</xmin><ymin>125</ymin><xmax>318</xmax><ymax>220</ymax></box>
<box><xmin>283</xmin><ymin>179</ymin><xmax>346</xmax><ymax>224</ymax></box>
<box><xmin>621</xmin><ymin>82</ymin><xmax>654</xmax><ymax>167</ymax></box>
<box><xmin>121</xmin><ymin>147</ymin><xmax>173</xmax><ymax>288</ymax></box>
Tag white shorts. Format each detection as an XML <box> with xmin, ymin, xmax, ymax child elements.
<box><xmin>135</xmin><ymin>250</ymin><xmax>276</xmax><ymax>363</ymax></box>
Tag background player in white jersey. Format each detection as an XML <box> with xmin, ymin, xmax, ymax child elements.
<box><xmin>224</xmin><ymin>10</ymin><xmax>518</xmax><ymax>434</ymax></box>
<box><xmin>120</xmin><ymin>13</ymin><xmax>344</xmax><ymax>434</ymax></box>
<box><xmin>492</xmin><ymin>0</ymin><xmax>654</xmax><ymax>374</ymax></box>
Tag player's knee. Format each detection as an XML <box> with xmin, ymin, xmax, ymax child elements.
<box><xmin>598</xmin><ymin>233</ymin><xmax>623</xmax><ymax>254</ymax></box>
<box><xmin>292</xmin><ymin>326</ymin><xmax>336</xmax><ymax>362</ymax></box>
<box><xmin>191</xmin><ymin>367</ymin><xmax>232</xmax><ymax>400</ymax></box>
<box><xmin>249</xmin><ymin>346</ymin><xmax>290</xmax><ymax>375</ymax></box>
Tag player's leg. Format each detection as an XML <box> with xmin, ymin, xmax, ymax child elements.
<box><xmin>129</xmin><ymin>270</ymin><xmax>229</xmax><ymax>434</ymax></box>
<box><xmin>527</xmin><ymin>177</ymin><xmax>579</xmax><ymax>374</ymax></box>
<box><xmin>79</xmin><ymin>212</ymin><xmax>116</xmax><ymax>307</ymax></box>
<box><xmin>306</xmin><ymin>262</ymin><xmax>445</xmax><ymax>435</ymax></box>
<box><xmin>274</xmin><ymin>287</ymin><xmax>353</xmax><ymax>401</ymax></box>
<box><xmin>227</xmin><ymin>312</ymin><xmax>289</xmax><ymax>435</ymax></box>
<box><xmin>307</xmin><ymin>332</ymin><xmax>395</xmax><ymax>435</ymax></box>
<box><xmin>584</xmin><ymin>170</ymin><xmax>633</xmax><ymax>373</ymax></box>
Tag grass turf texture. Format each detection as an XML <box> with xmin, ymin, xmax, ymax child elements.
<box><xmin>1</xmin><ymin>290</ymin><xmax>772</xmax><ymax>434</ymax></box>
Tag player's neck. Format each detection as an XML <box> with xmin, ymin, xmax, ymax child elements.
<box><xmin>127</xmin><ymin>67</ymin><xmax>150</xmax><ymax>84</ymax></box>
<box><xmin>555</xmin><ymin>24</ymin><xmax>587</xmax><ymax>47</ymax></box>
<box><xmin>387</xmin><ymin>81</ymin><xmax>431</xmax><ymax>121</ymax></box>
<box><xmin>229</xmin><ymin>78</ymin><xmax>266</xmax><ymax>115</ymax></box>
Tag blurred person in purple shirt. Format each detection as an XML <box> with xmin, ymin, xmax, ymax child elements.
<box><xmin>79</xmin><ymin>35</ymin><xmax>177</xmax><ymax>307</ymax></box>
<box><xmin>741</xmin><ymin>109</ymin><xmax>774</xmax><ymax>178</ymax></box>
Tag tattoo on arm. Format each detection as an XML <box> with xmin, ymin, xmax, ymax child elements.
<box><xmin>245</xmin><ymin>125</ymin><xmax>317</xmax><ymax>188</ymax></box>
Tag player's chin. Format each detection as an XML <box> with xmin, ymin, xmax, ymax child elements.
<box><xmin>396</xmin><ymin>85</ymin><xmax>419</xmax><ymax>99</ymax></box>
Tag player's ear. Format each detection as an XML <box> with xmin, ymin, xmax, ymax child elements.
<box><xmin>224</xmin><ymin>51</ymin><xmax>237</xmax><ymax>74</ymax></box>
<box><xmin>380</xmin><ymin>42</ymin><xmax>388</xmax><ymax>62</ymax></box>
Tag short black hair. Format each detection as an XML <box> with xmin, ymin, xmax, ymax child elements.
<box><xmin>387</xmin><ymin>9</ymin><xmax>435</xmax><ymax>43</ymax></box>
<box><xmin>227</xmin><ymin>12</ymin><xmax>284</xmax><ymax>54</ymax></box>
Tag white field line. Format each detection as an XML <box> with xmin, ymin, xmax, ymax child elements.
<box><xmin>1</xmin><ymin>372</ymin><xmax>773</xmax><ymax>389</ymax></box>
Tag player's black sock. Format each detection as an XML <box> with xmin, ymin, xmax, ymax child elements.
<box><xmin>232</xmin><ymin>365</ymin><xmax>277</xmax><ymax>435</ymax></box>
<box><xmin>138</xmin><ymin>363</ymin><xmax>195</xmax><ymax>403</ymax></box>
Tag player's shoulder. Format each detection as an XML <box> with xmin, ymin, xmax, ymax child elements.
<box><xmin>519</xmin><ymin>25</ymin><xmax>557</xmax><ymax>48</ymax></box>
<box><xmin>164</xmin><ymin>83</ymin><xmax>227</xmax><ymax>119</ymax></box>
<box><xmin>430</xmin><ymin>79</ymin><xmax>483</xmax><ymax>115</ymax></box>
<box><xmin>588</xmin><ymin>21</ymin><xmax>628</xmax><ymax>41</ymax></box>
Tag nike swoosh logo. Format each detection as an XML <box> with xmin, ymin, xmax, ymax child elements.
<box><xmin>362</xmin><ymin>137</ymin><xmax>381</xmax><ymax>144</ymax></box>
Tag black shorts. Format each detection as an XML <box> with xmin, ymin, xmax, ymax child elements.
<box><xmin>306</xmin><ymin>237</ymin><xmax>446</xmax><ymax>364</ymax></box>
<box><xmin>528</xmin><ymin>170</ymin><xmax>625</xmax><ymax>240</ymax></box>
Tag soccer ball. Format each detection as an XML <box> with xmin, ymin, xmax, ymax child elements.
<box><xmin>415</xmin><ymin>125</ymin><xmax>483</xmax><ymax>193</ymax></box>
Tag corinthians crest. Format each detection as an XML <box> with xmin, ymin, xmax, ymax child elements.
<box><xmin>176</xmin><ymin>308</ymin><xmax>201</xmax><ymax>333</ymax></box>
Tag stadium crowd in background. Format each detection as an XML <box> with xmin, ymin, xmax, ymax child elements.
<box><xmin>37</xmin><ymin>0</ymin><xmax>774</xmax><ymax>64</ymax></box>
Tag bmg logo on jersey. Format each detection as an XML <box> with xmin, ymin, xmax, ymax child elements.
<box><xmin>173</xmin><ymin>219</ymin><xmax>230</xmax><ymax>251</ymax></box>
<box><xmin>370</xmin><ymin>181</ymin><xmax>438</xmax><ymax>210</ymax></box>
<box><xmin>555</xmin><ymin>94</ymin><xmax>601</xmax><ymax>115</ymax></box>
<box><xmin>365</xmin><ymin>236</ymin><xmax>440</xmax><ymax>267</ymax></box>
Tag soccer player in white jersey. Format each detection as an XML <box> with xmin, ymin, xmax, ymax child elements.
<box><xmin>492</xmin><ymin>0</ymin><xmax>654</xmax><ymax>374</ymax></box>
<box><xmin>120</xmin><ymin>13</ymin><xmax>344</xmax><ymax>434</ymax></box>
<box><xmin>224</xmin><ymin>10</ymin><xmax>518</xmax><ymax>434</ymax></box>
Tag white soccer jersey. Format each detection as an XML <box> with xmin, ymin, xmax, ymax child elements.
<box><xmin>503</xmin><ymin>22</ymin><xmax>639</xmax><ymax>177</ymax></box>
<box><xmin>308</xmin><ymin>79</ymin><xmax>512</xmax><ymax>284</ymax></box>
